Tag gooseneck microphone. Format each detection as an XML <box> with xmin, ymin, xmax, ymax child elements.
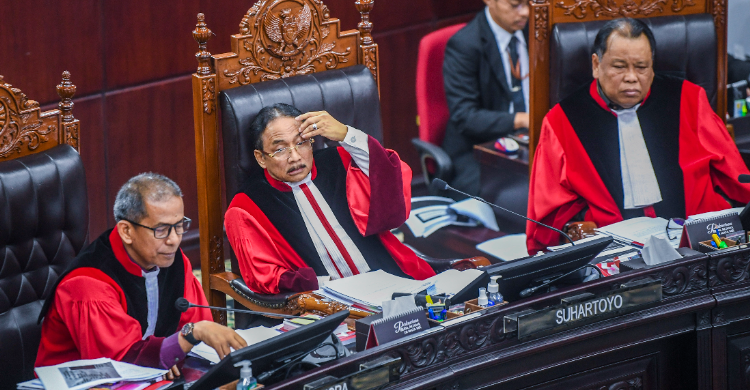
<box><xmin>430</xmin><ymin>178</ymin><xmax>575</xmax><ymax>245</ymax></box>
<box><xmin>175</xmin><ymin>297</ymin><xmax>317</xmax><ymax>320</ymax></box>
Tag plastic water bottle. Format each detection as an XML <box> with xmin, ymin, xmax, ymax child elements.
<box><xmin>487</xmin><ymin>276</ymin><xmax>504</xmax><ymax>305</ymax></box>
<box><xmin>234</xmin><ymin>360</ymin><xmax>257</xmax><ymax>390</ymax></box>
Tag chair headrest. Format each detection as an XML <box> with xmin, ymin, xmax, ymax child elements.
<box><xmin>549</xmin><ymin>14</ymin><xmax>717</xmax><ymax>109</ymax></box>
<box><xmin>219</xmin><ymin>65</ymin><xmax>381</xmax><ymax>201</ymax></box>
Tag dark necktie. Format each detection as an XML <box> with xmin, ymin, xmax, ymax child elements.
<box><xmin>507</xmin><ymin>36</ymin><xmax>526</xmax><ymax>113</ymax></box>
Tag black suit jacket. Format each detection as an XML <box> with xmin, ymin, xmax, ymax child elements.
<box><xmin>442</xmin><ymin>11</ymin><xmax>526</xmax><ymax>161</ymax></box>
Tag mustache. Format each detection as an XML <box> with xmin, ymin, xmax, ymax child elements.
<box><xmin>287</xmin><ymin>164</ymin><xmax>307</xmax><ymax>174</ymax></box>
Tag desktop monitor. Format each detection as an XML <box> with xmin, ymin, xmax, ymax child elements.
<box><xmin>483</xmin><ymin>236</ymin><xmax>613</xmax><ymax>301</ymax></box>
<box><xmin>188</xmin><ymin>310</ymin><xmax>349</xmax><ymax>390</ymax></box>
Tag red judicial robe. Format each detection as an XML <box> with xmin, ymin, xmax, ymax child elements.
<box><xmin>527</xmin><ymin>75</ymin><xmax>750</xmax><ymax>254</ymax></box>
<box><xmin>225</xmin><ymin>136</ymin><xmax>435</xmax><ymax>295</ymax></box>
<box><xmin>35</xmin><ymin>229</ymin><xmax>211</xmax><ymax>368</ymax></box>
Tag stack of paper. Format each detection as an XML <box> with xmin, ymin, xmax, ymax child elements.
<box><xmin>596</xmin><ymin>217</ymin><xmax>679</xmax><ymax>248</ymax></box>
<box><xmin>317</xmin><ymin>270</ymin><xmax>432</xmax><ymax>309</ymax></box>
<box><xmin>34</xmin><ymin>358</ymin><xmax>167</xmax><ymax>390</ymax></box>
<box><xmin>189</xmin><ymin>326</ymin><xmax>281</xmax><ymax>364</ymax></box>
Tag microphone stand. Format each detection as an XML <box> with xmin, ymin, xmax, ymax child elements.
<box><xmin>432</xmin><ymin>179</ymin><xmax>576</xmax><ymax>245</ymax></box>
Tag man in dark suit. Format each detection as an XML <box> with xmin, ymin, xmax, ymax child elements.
<box><xmin>443</xmin><ymin>0</ymin><xmax>529</xmax><ymax>195</ymax></box>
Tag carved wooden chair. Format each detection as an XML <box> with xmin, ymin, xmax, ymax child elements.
<box><xmin>526</xmin><ymin>0</ymin><xmax>729</xmax><ymax>239</ymax></box>
<box><xmin>0</xmin><ymin>72</ymin><xmax>87</xmax><ymax>387</ymax></box>
<box><xmin>527</xmin><ymin>0</ymin><xmax>729</xmax><ymax>163</ymax></box>
<box><xmin>192</xmin><ymin>0</ymin><xmax>490</xmax><ymax>324</ymax></box>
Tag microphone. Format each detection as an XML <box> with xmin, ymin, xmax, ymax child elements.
<box><xmin>431</xmin><ymin>178</ymin><xmax>575</xmax><ymax>245</ymax></box>
<box><xmin>518</xmin><ymin>264</ymin><xmax>602</xmax><ymax>298</ymax></box>
<box><xmin>175</xmin><ymin>297</ymin><xmax>317</xmax><ymax>321</ymax></box>
<box><xmin>739</xmin><ymin>174</ymin><xmax>750</xmax><ymax>184</ymax></box>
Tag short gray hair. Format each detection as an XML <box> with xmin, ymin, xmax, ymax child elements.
<box><xmin>113</xmin><ymin>172</ymin><xmax>183</xmax><ymax>223</ymax></box>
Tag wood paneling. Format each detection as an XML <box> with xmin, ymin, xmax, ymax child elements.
<box><xmin>0</xmin><ymin>0</ymin><xmax>103</xmax><ymax>104</ymax></box>
<box><xmin>71</xmin><ymin>97</ymin><xmax>109</xmax><ymax>238</ymax></box>
<box><xmin>104</xmin><ymin>1</ymin><xmax>201</xmax><ymax>89</ymax></box>
<box><xmin>104</xmin><ymin>76</ymin><xmax>198</xmax><ymax>228</ymax></box>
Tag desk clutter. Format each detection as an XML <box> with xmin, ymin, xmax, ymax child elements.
<box><xmin>25</xmin><ymin>204</ymin><xmax>750</xmax><ymax>389</ymax></box>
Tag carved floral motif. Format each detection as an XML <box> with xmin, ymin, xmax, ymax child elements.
<box><xmin>555</xmin><ymin>0</ymin><xmax>695</xmax><ymax>19</ymax></box>
<box><xmin>387</xmin><ymin>314</ymin><xmax>506</xmax><ymax>375</ymax></box>
<box><xmin>227</xmin><ymin>0</ymin><xmax>351</xmax><ymax>84</ymax></box>
<box><xmin>653</xmin><ymin>263</ymin><xmax>707</xmax><ymax>296</ymax></box>
<box><xmin>202</xmin><ymin>78</ymin><xmax>215</xmax><ymax>114</ymax></box>
<box><xmin>711</xmin><ymin>0</ymin><xmax>725</xmax><ymax>26</ymax></box>
<box><xmin>208</xmin><ymin>235</ymin><xmax>224</xmax><ymax>273</ymax></box>
<box><xmin>534</xmin><ymin>5</ymin><xmax>549</xmax><ymax>42</ymax></box>
<box><xmin>0</xmin><ymin>95</ymin><xmax>53</xmax><ymax>159</ymax></box>
<box><xmin>362</xmin><ymin>45</ymin><xmax>378</xmax><ymax>84</ymax></box>
<box><xmin>64</xmin><ymin>123</ymin><xmax>79</xmax><ymax>149</ymax></box>
<box><xmin>709</xmin><ymin>253</ymin><xmax>750</xmax><ymax>287</ymax></box>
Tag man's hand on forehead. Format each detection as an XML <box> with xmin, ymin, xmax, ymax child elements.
<box><xmin>296</xmin><ymin>111</ymin><xmax>348</xmax><ymax>142</ymax></box>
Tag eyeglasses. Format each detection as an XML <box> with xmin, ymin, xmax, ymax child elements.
<box><xmin>125</xmin><ymin>217</ymin><xmax>192</xmax><ymax>239</ymax></box>
<box><xmin>665</xmin><ymin>218</ymin><xmax>685</xmax><ymax>240</ymax></box>
<box><xmin>262</xmin><ymin>139</ymin><xmax>315</xmax><ymax>159</ymax></box>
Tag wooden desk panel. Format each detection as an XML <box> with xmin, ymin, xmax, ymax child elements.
<box><xmin>262</xmin><ymin>248</ymin><xmax>750</xmax><ymax>390</ymax></box>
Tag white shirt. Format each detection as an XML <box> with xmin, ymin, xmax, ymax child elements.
<box><xmin>285</xmin><ymin>126</ymin><xmax>373</xmax><ymax>279</ymax></box>
<box><xmin>485</xmin><ymin>6</ymin><xmax>529</xmax><ymax>113</ymax></box>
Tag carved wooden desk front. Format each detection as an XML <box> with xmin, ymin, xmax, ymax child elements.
<box><xmin>263</xmin><ymin>246</ymin><xmax>750</xmax><ymax>390</ymax></box>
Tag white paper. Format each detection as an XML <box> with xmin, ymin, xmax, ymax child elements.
<box><xmin>189</xmin><ymin>326</ymin><xmax>281</xmax><ymax>364</ymax></box>
<box><xmin>382</xmin><ymin>295</ymin><xmax>418</xmax><ymax>318</ymax></box>
<box><xmin>35</xmin><ymin>358</ymin><xmax>167</xmax><ymax>390</ymax></box>
<box><xmin>321</xmin><ymin>270</ymin><xmax>432</xmax><ymax>308</ymax></box>
<box><xmin>449</xmin><ymin>198</ymin><xmax>500</xmax><ymax>231</ymax></box>
<box><xmin>476</xmin><ymin>233</ymin><xmax>530</xmax><ymax>260</ymax></box>
<box><xmin>596</xmin><ymin>217</ymin><xmax>679</xmax><ymax>247</ymax></box>
<box><xmin>422</xmin><ymin>268</ymin><xmax>485</xmax><ymax>296</ymax></box>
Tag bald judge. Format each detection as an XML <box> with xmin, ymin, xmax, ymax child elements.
<box><xmin>526</xmin><ymin>18</ymin><xmax>750</xmax><ymax>253</ymax></box>
<box><xmin>225</xmin><ymin>104</ymin><xmax>435</xmax><ymax>295</ymax></box>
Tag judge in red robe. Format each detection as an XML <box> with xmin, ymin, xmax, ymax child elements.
<box><xmin>36</xmin><ymin>174</ymin><xmax>245</xmax><ymax>374</ymax></box>
<box><xmin>527</xmin><ymin>18</ymin><xmax>750</xmax><ymax>254</ymax></box>
<box><xmin>225</xmin><ymin>104</ymin><xmax>435</xmax><ymax>295</ymax></box>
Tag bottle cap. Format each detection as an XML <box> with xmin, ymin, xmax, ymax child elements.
<box><xmin>234</xmin><ymin>360</ymin><xmax>252</xmax><ymax>378</ymax></box>
<box><xmin>488</xmin><ymin>276</ymin><xmax>501</xmax><ymax>293</ymax></box>
<box><xmin>478</xmin><ymin>287</ymin><xmax>488</xmax><ymax>306</ymax></box>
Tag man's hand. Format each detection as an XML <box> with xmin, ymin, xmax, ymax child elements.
<box><xmin>163</xmin><ymin>365</ymin><xmax>181</xmax><ymax>380</ymax></box>
<box><xmin>296</xmin><ymin>111</ymin><xmax>348</xmax><ymax>141</ymax></box>
<box><xmin>178</xmin><ymin>321</ymin><xmax>247</xmax><ymax>360</ymax></box>
<box><xmin>514</xmin><ymin>112</ymin><xmax>529</xmax><ymax>129</ymax></box>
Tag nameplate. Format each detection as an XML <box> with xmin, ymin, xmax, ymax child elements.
<box><xmin>303</xmin><ymin>356</ymin><xmax>400</xmax><ymax>390</ymax></box>
<box><xmin>505</xmin><ymin>279</ymin><xmax>662</xmax><ymax>339</ymax></box>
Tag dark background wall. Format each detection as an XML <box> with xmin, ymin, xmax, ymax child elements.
<box><xmin>0</xmin><ymin>0</ymin><xmax>483</xmax><ymax>248</ymax></box>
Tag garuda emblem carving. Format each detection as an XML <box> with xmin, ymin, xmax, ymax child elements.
<box><xmin>264</xmin><ymin>3</ymin><xmax>312</xmax><ymax>57</ymax></box>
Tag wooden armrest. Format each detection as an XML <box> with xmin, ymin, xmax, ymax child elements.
<box><xmin>209</xmin><ymin>272</ymin><xmax>297</xmax><ymax>315</ymax></box>
<box><xmin>450</xmin><ymin>256</ymin><xmax>492</xmax><ymax>271</ymax></box>
<box><xmin>209</xmin><ymin>272</ymin><xmax>373</xmax><ymax>320</ymax></box>
<box><xmin>564</xmin><ymin>221</ymin><xmax>598</xmax><ymax>242</ymax></box>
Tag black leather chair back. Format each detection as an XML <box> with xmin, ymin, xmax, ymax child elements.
<box><xmin>549</xmin><ymin>14</ymin><xmax>717</xmax><ymax>109</ymax></box>
<box><xmin>0</xmin><ymin>145</ymin><xmax>88</xmax><ymax>387</ymax></box>
<box><xmin>219</xmin><ymin>65</ymin><xmax>382</xmax><ymax>203</ymax></box>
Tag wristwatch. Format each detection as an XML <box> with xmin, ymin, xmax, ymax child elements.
<box><xmin>180</xmin><ymin>322</ymin><xmax>200</xmax><ymax>345</ymax></box>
